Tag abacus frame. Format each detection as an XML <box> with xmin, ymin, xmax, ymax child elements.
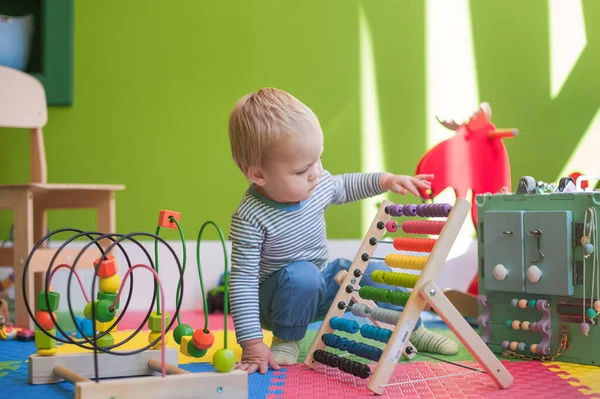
<box><xmin>303</xmin><ymin>198</ymin><xmax>513</xmax><ymax>395</ymax></box>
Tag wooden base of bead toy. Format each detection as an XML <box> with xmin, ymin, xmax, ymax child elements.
<box><xmin>304</xmin><ymin>198</ymin><xmax>513</xmax><ymax>395</ymax></box>
<box><xmin>28</xmin><ymin>348</ymin><xmax>248</xmax><ymax>398</ymax></box>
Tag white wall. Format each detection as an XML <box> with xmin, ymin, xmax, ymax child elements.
<box><xmin>0</xmin><ymin>237</ymin><xmax>478</xmax><ymax>313</ymax></box>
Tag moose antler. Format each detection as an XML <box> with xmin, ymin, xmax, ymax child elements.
<box><xmin>435</xmin><ymin>116</ymin><xmax>461</xmax><ymax>131</ymax></box>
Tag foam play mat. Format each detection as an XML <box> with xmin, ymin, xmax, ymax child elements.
<box><xmin>2</xmin><ymin>316</ymin><xmax>600</xmax><ymax>398</ymax></box>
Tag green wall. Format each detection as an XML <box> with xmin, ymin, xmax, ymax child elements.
<box><xmin>1</xmin><ymin>0</ymin><xmax>599</xmax><ymax>241</ymax></box>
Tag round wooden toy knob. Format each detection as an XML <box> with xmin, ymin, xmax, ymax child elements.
<box><xmin>526</xmin><ymin>265</ymin><xmax>542</xmax><ymax>283</ymax></box>
<box><xmin>493</xmin><ymin>264</ymin><xmax>508</xmax><ymax>281</ymax></box>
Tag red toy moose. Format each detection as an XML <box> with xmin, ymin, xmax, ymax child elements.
<box><xmin>416</xmin><ymin>102</ymin><xmax>518</xmax><ymax>295</ymax></box>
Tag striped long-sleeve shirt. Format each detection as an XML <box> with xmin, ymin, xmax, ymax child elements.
<box><xmin>228</xmin><ymin>170</ymin><xmax>385</xmax><ymax>343</ymax></box>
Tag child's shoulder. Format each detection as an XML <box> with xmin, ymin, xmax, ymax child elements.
<box><xmin>231</xmin><ymin>190</ymin><xmax>268</xmax><ymax>227</ymax></box>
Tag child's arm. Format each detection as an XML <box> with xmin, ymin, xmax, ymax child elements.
<box><xmin>229</xmin><ymin>215</ymin><xmax>280</xmax><ymax>374</ymax></box>
<box><xmin>229</xmin><ymin>215</ymin><xmax>264</xmax><ymax>344</ymax></box>
<box><xmin>330</xmin><ymin>171</ymin><xmax>433</xmax><ymax>205</ymax></box>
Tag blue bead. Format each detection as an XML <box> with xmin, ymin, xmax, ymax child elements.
<box><xmin>510</xmin><ymin>298</ymin><xmax>519</xmax><ymax>307</ymax></box>
<box><xmin>586</xmin><ymin>308</ymin><xmax>597</xmax><ymax>319</ymax></box>
<box><xmin>528</xmin><ymin>300</ymin><xmax>537</xmax><ymax>308</ymax></box>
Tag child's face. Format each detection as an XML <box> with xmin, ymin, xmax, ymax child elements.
<box><xmin>252</xmin><ymin>128</ymin><xmax>324</xmax><ymax>203</ymax></box>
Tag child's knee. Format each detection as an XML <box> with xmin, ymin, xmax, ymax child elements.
<box><xmin>285</xmin><ymin>261</ymin><xmax>325</xmax><ymax>297</ymax></box>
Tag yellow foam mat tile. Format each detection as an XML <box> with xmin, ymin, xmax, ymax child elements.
<box><xmin>54</xmin><ymin>330</ymin><xmax>273</xmax><ymax>365</ymax></box>
<box><xmin>543</xmin><ymin>361</ymin><xmax>600</xmax><ymax>396</ymax></box>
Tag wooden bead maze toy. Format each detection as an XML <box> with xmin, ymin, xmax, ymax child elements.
<box><xmin>304</xmin><ymin>198</ymin><xmax>513</xmax><ymax>395</ymax></box>
<box><xmin>476</xmin><ymin>175</ymin><xmax>600</xmax><ymax>366</ymax></box>
<box><xmin>21</xmin><ymin>210</ymin><xmax>247</xmax><ymax>399</ymax></box>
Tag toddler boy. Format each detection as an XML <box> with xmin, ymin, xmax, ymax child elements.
<box><xmin>227</xmin><ymin>88</ymin><xmax>458</xmax><ymax>374</ymax></box>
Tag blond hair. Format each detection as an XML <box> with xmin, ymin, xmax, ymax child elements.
<box><xmin>228</xmin><ymin>88</ymin><xmax>320</xmax><ymax>175</ymax></box>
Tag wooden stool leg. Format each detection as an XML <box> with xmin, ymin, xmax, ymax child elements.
<box><xmin>33</xmin><ymin>203</ymin><xmax>48</xmax><ymax>308</ymax></box>
<box><xmin>13</xmin><ymin>189</ymin><xmax>35</xmax><ymax>329</ymax></box>
<box><xmin>96</xmin><ymin>191</ymin><xmax>116</xmax><ymax>253</ymax></box>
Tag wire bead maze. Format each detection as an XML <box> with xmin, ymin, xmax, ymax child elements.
<box><xmin>304</xmin><ymin>198</ymin><xmax>513</xmax><ymax>396</ymax></box>
<box><xmin>22</xmin><ymin>209</ymin><xmax>247</xmax><ymax>399</ymax></box>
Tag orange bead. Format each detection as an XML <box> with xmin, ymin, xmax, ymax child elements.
<box><xmin>158</xmin><ymin>210</ymin><xmax>181</xmax><ymax>229</ymax></box>
<box><xmin>94</xmin><ymin>255</ymin><xmax>118</xmax><ymax>278</ymax></box>
<box><xmin>35</xmin><ymin>310</ymin><xmax>56</xmax><ymax>330</ymax></box>
<box><xmin>192</xmin><ymin>328</ymin><xmax>214</xmax><ymax>350</ymax></box>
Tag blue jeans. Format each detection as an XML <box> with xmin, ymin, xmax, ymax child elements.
<box><xmin>259</xmin><ymin>258</ymin><xmax>422</xmax><ymax>341</ymax></box>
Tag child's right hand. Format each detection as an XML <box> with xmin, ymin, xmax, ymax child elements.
<box><xmin>235</xmin><ymin>338</ymin><xmax>280</xmax><ymax>374</ymax></box>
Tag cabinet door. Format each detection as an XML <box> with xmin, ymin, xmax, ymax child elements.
<box><xmin>483</xmin><ymin>211</ymin><xmax>525</xmax><ymax>292</ymax></box>
<box><xmin>523</xmin><ymin>211</ymin><xmax>573</xmax><ymax>296</ymax></box>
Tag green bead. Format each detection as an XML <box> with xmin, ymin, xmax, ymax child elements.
<box><xmin>505</xmin><ymin>319</ymin><xmax>513</xmax><ymax>328</ymax></box>
<box><xmin>213</xmin><ymin>348</ymin><xmax>236</xmax><ymax>372</ymax></box>
<box><xmin>84</xmin><ymin>301</ymin><xmax>96</xmax><ymax>320</ymax></box>
<box><xmin>528</xmin><ymin>300</ymin><xmax>537</xmax><ymax>308</ymax></box>
<box><xmin>97</xmin><ymin>291</ymin><xmax>120</xmax><ymax>310</ymax></box>
<box><xmin>38</xmin><ymin>291</ymin><xmax>60</xmax><ymax>312</ymax></box>
<box><xmin>173</xmin><ymin>324</ymin><xmax>193</xmax><ymax>345</ymax></box>
<box><xmin>35</xmin><ymin>328</ymin><xmax>56</xmax><ymax>349</ymax></box>
<box><xmin>586</xmin><ymin>308</ymin><xmax>597</xmax><ymax>319</ymax></box>
<box><xmin>97</xmin><ymin>332</ymin><xmax>114</xmax><ymax>348</ymax></box>
<box><xmin>187</xmin><ymin>340</ymin><xmax>208</xmax><ymax>358</ymax></box>
<box><xmin>95</xmin><ymin>299</ymin><xmax>116</xmax><ymax>322</ymax></box>
<box><xmin>148</xmin><ymin>311</ymin><xmax>170</xmax><ymax>332</ymax></box>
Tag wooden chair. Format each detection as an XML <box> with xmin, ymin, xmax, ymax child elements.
<box><xmin>0</xmin><ymin>65</ymin><xmax>125</xmax><ymax>329</ymax></box>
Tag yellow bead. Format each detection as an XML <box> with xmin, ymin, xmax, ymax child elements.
<box><xmin>180</xmin><ymin>335</ymin><xmax>192</xmax><ymax>357</ymax></box>
<box><xmin>518</xmin><ymin>299</ymin><xmax>528</xmax><ymax>309</ymax></box>
<box><xmin>95</xmin><ymin>318</ymin><xmax>118</xmax><ymax>333</ymax></box>
<box><xmin>148</xmin><ymin>331</ymin><xmax>167</xmax><ymax>350</ymax></box>
<box><xmin>99</xmin><ymin>274</ymin><xmax>121</xmax><ymax>294</ymax></box>
<box><xmin>530</xmin><ymin>344</ymin><xmax>538</xmax><ymax>354</ymax></box>
<box><xmin>509</xmin><ymin>341</ymin><xmax>518</xmax><ymax>351</ymax></box>
<box><xmin>511</xmin><ymin>320</ymin><xmax>521</xmax><ymax>330</ymax></box>
<box><xmin>37</xmin><ymin>347</ymin><xmax>57</xmax><ymax>356</ymax></box>
<box><xmin>521</xmin><ymin>321</ymin><xmax>531</xmax><ymax>331</ymax></box>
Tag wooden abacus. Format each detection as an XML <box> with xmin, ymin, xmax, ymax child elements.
<box><xmin>304</xmin><ymin>198</ymin><xmax>513</xmax><ymax>395</ymax></box>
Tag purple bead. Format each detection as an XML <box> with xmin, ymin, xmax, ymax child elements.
<box><xmin>388</xmin><ymin>204</ymin><xmax>403</xmax><ymax>216</ymax></box>
<box><xmin>442</xmin><ymin>203</ymin><xmax>452</xmax><ymax>217</ymax></box>
<box><xmin>416</xmin><ymin>203</ymin><xmax>425</xmax><ymax>217</ymax></box>
<box><xmin>403</xmin><ymin>204</ymin><xmax>417</xmax><ymax>217</ymax></box>
<box><xmin>501</xmin><ymin>340</ymin><xmax>509</xmax><ymax>349</ymax></box>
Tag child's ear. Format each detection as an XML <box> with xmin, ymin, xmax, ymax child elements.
<box><xmin>247</xmin><ymin>166</ymin><xmax>266</xmax><ymax>186</ymax></box>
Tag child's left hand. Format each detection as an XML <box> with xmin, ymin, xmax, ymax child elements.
<box><xmin>381</xmin><ymin>173</ymin><xmax>434</xmax><ymax>196</ymax></box>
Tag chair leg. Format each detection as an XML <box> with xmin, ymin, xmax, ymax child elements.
<box><xmin>97</xmin><ymin>191</ymin><xmax>116</xmax><ymax>253</ymax></box>
<box><xmin>33</xmin><ymin>202</ymin><xmax>48</xmax><ymax>307</ymax></box>
<box><xmin>12</xmin><ymin>189</ymin><xmax>35</xmax><ymax>330</ymax></box>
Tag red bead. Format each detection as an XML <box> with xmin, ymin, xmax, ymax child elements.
<box><xmin>192</xmin><ymin>329</ymin><xmax>214</xmax><ymax>350</ymax></box>
<box><xmin>35</xmin><ymin>310</ymin><xmax>55</xmax><ymax>330</ymax></box>
<box><xmin>385</xmin><ymin>220</ymin><xmax>398</xmax><ymax>233</ymax></box>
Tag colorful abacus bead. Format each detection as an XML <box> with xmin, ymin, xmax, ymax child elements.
<box><xmin>401</xmin><ymin>220</ymin><xmax>444</xmax><ymax>235</ymax></box>
<box><xmin>387</xmin><ymin>204</ymin><xmax>403</xmax><ymax>216</ymax></box>
<box><xmin>402</xmin><ymin>204</ymin><xmax>417</xmax><ymax>217</ymax></box>
<box><xmin>330</xmin><ymin>316</ymin><xmax>359</xmax><ymax>334</ymax></box>
<box><xmin>385</xmin><ymin>220</ymin><xmax>398</xmax><ymax>233</ymax></box>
